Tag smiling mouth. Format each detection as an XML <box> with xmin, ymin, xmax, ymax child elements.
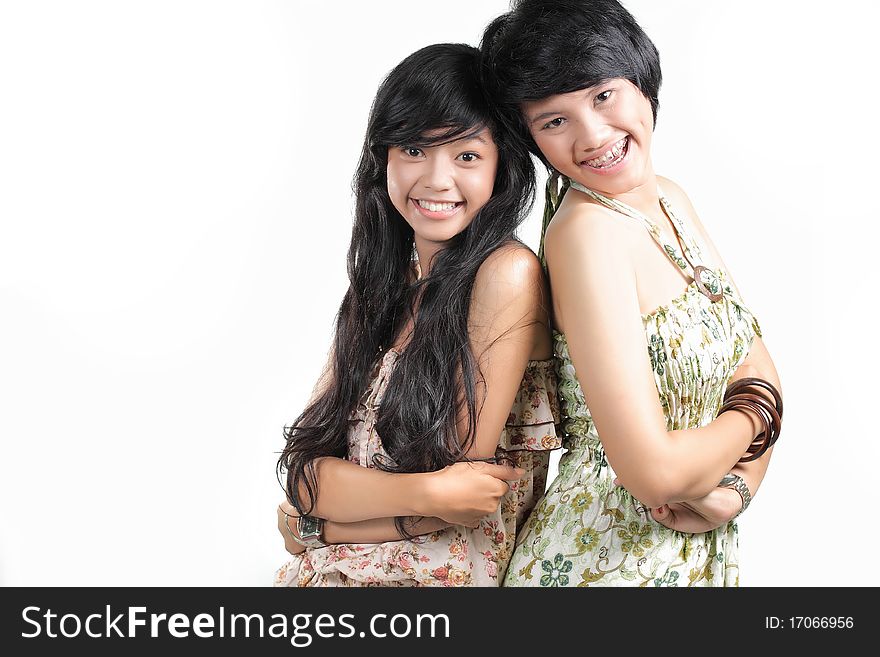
<box><xmin>410</xmin><ymin>198</ymin><xmax>465</xmax><ymax>219</ymax></box>
<box><xmin>581</xmin><ymin>136</ymin><xmax>629</xmax><ymax>169</ymax></box>
<box><xmin>414</xmin><ymin>199</ymin><xmax>463</xmax><ymax>212</ymax></box>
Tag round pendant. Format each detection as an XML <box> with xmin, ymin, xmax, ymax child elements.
<box><xmin>693</xmin><ymin>265</ymin><xmax>723</xmax><ymax>302</ymax></box>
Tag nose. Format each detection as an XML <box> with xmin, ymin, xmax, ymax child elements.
<box><xmin>573</xmin><ymin>116</ymin><xmax>610</xmax><ymax>158</ymax></box>
<box><xmin>421</xmin><ymin>155</ymin><xmax>455</xmax><ymax>191</ymax></box>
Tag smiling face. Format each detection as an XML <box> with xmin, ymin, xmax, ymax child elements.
<box><xmin>386</xmin><ymin>129</ymin><xmax>499</xmax><ymax>250</ymax></box>
<box><xmin>523</xmin><ymin>78</ymin><xmax>655</xmax><ymax>197</ymax></box>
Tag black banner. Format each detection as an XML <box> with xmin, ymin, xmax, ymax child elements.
<box><xmin>0</xmin><ymin>587</ymin><xmax>871</xmax><ymax>652</ymax></box>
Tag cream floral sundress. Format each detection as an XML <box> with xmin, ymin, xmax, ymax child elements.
<box><xmin>274</xmin><ymin>351</ymin><xmax>561</xmax><ymax>587</ymax></box>
<box><xmin>504</xmin><ymin>182</ymin><xmax>761</xmax><ymax>587</ymax></box>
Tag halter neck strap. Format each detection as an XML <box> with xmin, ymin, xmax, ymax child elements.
<box><xmin>567</xmin><ymin>179</ymin><xmax>707</xmax><ymax>276</ymax></box>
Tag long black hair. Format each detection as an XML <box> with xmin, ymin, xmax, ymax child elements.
<box><xmin>480</xmin><ymin>0</ymin><xmax>663</xmax><ymax>164</ymax></box>
<box><xmin>277</xmin><ymin>43</ymin><xmax>536</xmax><ymax>517</ymax></box>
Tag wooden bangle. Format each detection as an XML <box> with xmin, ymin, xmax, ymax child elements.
<box><xmin>721</xmin><ymin>404</ymin><xmax>767</xmax><ymax>461</ymax></box>
<box><xmin>720</xmin><ymin>377</ymin><xmax>783</xmax><ymax>461</ymax></box>
<box><xmin>719</xmin><ymin>397</ymin><xmax>773</xmax><ymax>462</ymax></box>
<box><xmin>725</xmin><ymin>377</ymin><xmax>783</xmax><ymax>418</ymax></box>
<box><xmin>731</xmin><ymin>393</ymin><xmax>781</xmax><ymax>443</ymax></box>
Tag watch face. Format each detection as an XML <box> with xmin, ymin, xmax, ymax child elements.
<box><xmin>298</xmin><ymin>515</ymin><xmax>323</xmax><ymax>542</ymax></box>
<box><xmin>299</xmin><ymin>516</ymin><xmax>318</xmax><ymax>536</ymax></box>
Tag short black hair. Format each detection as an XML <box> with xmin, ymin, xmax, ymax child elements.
<box><xmin>481</xmin><ymin>0</ymin><xmax>662</xmax><ymax>161</ymax></box>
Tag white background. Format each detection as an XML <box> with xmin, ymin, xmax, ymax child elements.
<box><xmin>1</xmin><ymin>0</ymin><xmax>877</xmax><ymax>586</ymax></box>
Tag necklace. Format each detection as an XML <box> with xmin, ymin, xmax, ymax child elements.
<box><xmin>567</xmin><ymin>180</ymin><xmax>723</xmax><ymax>303</ymax></box>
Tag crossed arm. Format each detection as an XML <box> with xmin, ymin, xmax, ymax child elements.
<box><xmin>647</xmin><ymin>180</ymin><xmax>779</xmax><ymax>531</ymax></box>
<box><xmin>543</xmin><ymin>181</ymin><xmax>779</xmax><ymax>519</ymax></box>
<box><xmin>278</xmin><ymin>245</ymin><xmax>551</xmax><ymax>554</ymax></box>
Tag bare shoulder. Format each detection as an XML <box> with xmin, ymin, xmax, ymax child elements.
<box><xmin>470</xmin><ymin>241</ymin><xmax>549</xmax><ymax>341</ymax></box>
<box><xmin>657</xmin><ymin>175</ymin><xmax>709</xmax><ymax>234</ymax></box>
<box><xmin>474</xmin><ymin>241</ymin><xmax>545</xmax><ymax>296</ymax></box>
<box><xmin>549</xmin><ymin>193</ymin><xmax>638</xmax><ymax>239</ymax></box>
<box><xmin>543</xmin><ymin>192</ymin><xmax>636</xmax><ymax>278</ymax></box>
<box><xmin>657</xmin><ymin>175</ymin><xmax>694</xmax><ymax>211</ymax></box>
<box><xmin>658</xmin><ymin>174</ymin><xmax>731</xmax><ymax>271</ymax></box>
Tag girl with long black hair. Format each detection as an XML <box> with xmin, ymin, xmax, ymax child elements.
<box><xmin>482</xmin><ymin>0</ymin><xmax>782</xmax><ymax>586</ymax></box>
<box><xmin>273</xmin><ymin>43</ymin><xmax>561</xmax><ymax>587</ymax></box>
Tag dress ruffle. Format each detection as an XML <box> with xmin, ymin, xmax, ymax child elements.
<box><xmin>498</xmin><ymin>359</ymin><xmax>563</xmax><ymax>452</ymax></box>
<box><xmin>275</xmin><ymin>354</ymin><xmax>561</xmax><ymax>587</ymax></box>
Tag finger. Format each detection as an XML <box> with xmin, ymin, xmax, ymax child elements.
<box><xmin>488</xmin><ymin>478</ymin><xmax>508</xmax><ymax>495</ymax></box>
<box><xmin>476</xmin><ymin>463</ymin><xmax>526</xmax><ymax>480</ymax></box>
<box><xmin>653</xmin><ymin>505</ymin><xmax>680</xmax><ymax>530</ymax></box>
<box><xmin>650</xmin><ymin>506</ymin><xmax>672</xmax><ymax>530</ymax></box>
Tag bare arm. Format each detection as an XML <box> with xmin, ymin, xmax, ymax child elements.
<box><xmin>633</xmin><ymin>177</ymin><xmax>782</xmax><ymax>531</ymax></box>
<box><xmin>459</xmin><ymin>243</ymin><xmax>553</xmax><ymax>458</ymax></box>
<box><xmin>726</xmin><ymin>339</ymin><xmax>778</xmax><ymax>498</ymax></box>
<box><xmin>277</xmin><ymin>502</ymin><xmax>451</xmax><ymax>556</ymax></box>
<box><xmin>661</xmin><ymin>176</ymin><xmax>780</xmax><ymax>501</ymax></box>
<box><xmin>323</xmin><ymin>516</ymin><xmax>451</xmax><ymax>545</ymax></box>
<box><xmin>285</xmin><ymin>344</ymin><xmax>455</xmax><ymax>523</ymax></box>
<box><xmin>291</xmin><ymin>457</ymin><xmax>521</xmax><ymax>525</ymax></box>
<box><xmin>544</xmin><ymin>205</ymin><xmax>766</xmax><ymax>509</ymax></box>
<box><xmin>286</xmin><ymin>345</ymin><xmax>447</xmax><ymax>522</ymax></box>
<box><xmin>650</xmin><ymin>346</ymin><xmax>777</xmax><ymax>532</ymax></box>
<box><xmin>287</xmin><ymin>245</ymin><xmax>548</xmax><ymax>525</ymax></box>
<box><xmin>285</xmin><ymin>335</ymin><xmax>523</xmax><ymax>525</ymax></box>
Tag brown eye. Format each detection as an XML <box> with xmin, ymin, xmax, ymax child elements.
<box><xmin>596</xmin><ymin>90</ymin><xmax>612</xmax><ymax>103</ymax></box>
<box><xmin>458</xmin><ymin>152</ymin><xmax>479</xmax><ymax>162</ymax></box>
<box><xmin>401</xmin><ymin>146</ymin><xmax>424</xmax><ymax>158</ymax></box>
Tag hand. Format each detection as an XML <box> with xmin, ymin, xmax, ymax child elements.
<box><xmin>649</xmin><ymin>487</ymin><xmax>743</xmax><ymax>534</ymax></box>
<box><xmin>277</xmin><ymin>500</ymin><xmax>306</xmax><ymax>555</ymax></box>
<box><xmin>424</xmin><ymin>461</ymin><xmax>525</xmax><ymax>528</ymax></box>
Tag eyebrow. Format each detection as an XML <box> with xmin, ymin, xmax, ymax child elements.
<box><xmin>461</xmin><ymin>134</ymin><xmax>489</xmax><ymax>145</ymax></box>
<box><xmin>528</xmin><ymin>111</ymin><xmax>562</xmax><ymax>126</ymax></box>
<box><xmin>526</xmin><ymin>83</ymin><xmax>613</xmax><ymax>126</ymax></box>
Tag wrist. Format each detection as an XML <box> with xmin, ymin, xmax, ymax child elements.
<box><xmin>321</xmin><ymin>520</ymin><xmax>337</xmax><ymax>544</ymax></box>
<box><xmin>403</xmin><ymin>516</ymin><xmax>452</xmax><ymax>536</ymax></box>
<box><xmin>714</xmin><ymin>486</ymin><xmax>744</xmax><ymax>522</ymax></box>
<box><xmin>718</xmin><ymin>473</ymin><xmax>751</xmax><ymax>519</ymax></box>
<box><xmin>278</xmin><ymin>505</ymin><xmax>306</xmax><ymax>555</ymax></box>
<box><xmin>295</xmin><ymin>515</ymin><xmax>328</xmax><ymax>548</ymax></box>
<box><xmin>411</xmin><ymin>471</ymin><xmax>438</xmax><ymax>518</ymax></box>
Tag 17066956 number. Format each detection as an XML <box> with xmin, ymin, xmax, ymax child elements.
<box><xmin>790</xmin><ymin>617</ymin><xmax>854</xmax><ymax>629</ymax></box>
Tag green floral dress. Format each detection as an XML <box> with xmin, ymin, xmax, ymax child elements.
<box><xmin>503</xmin><ymin>182</ymin><xmax>762</xmax><ymax>587</ymax></box>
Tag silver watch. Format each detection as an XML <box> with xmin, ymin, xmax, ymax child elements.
<box><xmin>296</xmin><ymin>515</ymin><xmax>327</xmax><ymax>548</ymax></box>
<box><xmin>718</xmin><ymin>473</ymin><xmax>752</xmax><ymax>519</ymax></box>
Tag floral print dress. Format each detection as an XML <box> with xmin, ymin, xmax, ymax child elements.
<box><xmin>274</xmin><ymin>351</ymin><xmax>561</xmax><ymax>587</ymax></box>
<box><xmin>503</xmin><ymin>183</ymin><xmax>761</xmax><ymax>587</ymax></box>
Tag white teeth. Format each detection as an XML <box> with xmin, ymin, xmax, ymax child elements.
<box><xmin>585</xmin><ymin>137</ymin><xmax>628</xmax><ymax>168</ymax></box>
<box><xmin>417</xmin><ymin>200</ymin><xmax>457</xmax><ymax>212</ymax></box>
